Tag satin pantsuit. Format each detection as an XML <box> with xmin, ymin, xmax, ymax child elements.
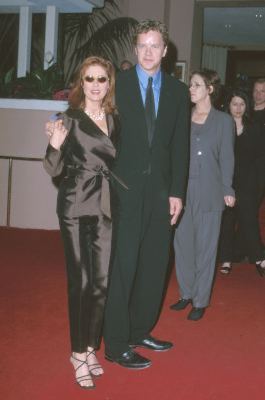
<box><xmin>174</xmin><ymin>108</ymin><xmax>235</xmax><ymax>307</ymax></box>
<box><xmin>44</xmin><ymin>109</ymin><xmax>119</xmax><ymax>352</ymax></box>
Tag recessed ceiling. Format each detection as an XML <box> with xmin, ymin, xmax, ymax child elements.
<box><xmin>203</xmin><ymin>7</ymin><xmax>265</xmax><ymax>46</ymax></box>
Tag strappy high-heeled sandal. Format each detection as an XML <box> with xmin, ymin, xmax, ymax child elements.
<box><xmin>220</xmin><ymin>262</ymin><xmax>232</xmax><ymax>274</ymax></box>
<box><xmin>86</xmin><ymin>349</ymin><xmax>104</xmax><ymax>378</ymax></box>
<box><xmin>70</xmin><ymin>355</ymin><xmax>95</xmax><ymax>389</ymax></box>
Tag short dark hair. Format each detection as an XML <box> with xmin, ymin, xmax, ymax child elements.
<box><xmin>254</xmin><ymin>78</ymin><xmax>265</xmax><ymax>85</ymax></box>
<box><xmin>120</xmin><ymin>59</ymin><xmax>133</xmax><ymax>70</ymax></box>
<box><xmin>190</xmin><ymin>69</ymin><xmax>221</xmax><ymax>103</ymax></box>
<box><xmin>133</xmin><ymin>19</ymin><xmax>169</xmax><ymax>47</ymax></box>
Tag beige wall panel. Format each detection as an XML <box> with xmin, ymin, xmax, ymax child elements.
<box><xmin>190</xmin><ymin>2</ymin><xmax>204</xmax><ymax>71</ymax></box>
<box><xmin>10</xmin><ymin>160</ymin><xmax>59</xmax><ymax>229</ymax></box>
<box><xmin>127</xmin><ymin>0</ymin><xmax>165</xmax><ymax>21</ymax></box>
<box><xmin>167</xmin><ymin>0</ymin><xmax>195</xmax><ymax>67</ymax></box>
<box><xmin>0</xmin><ymin>109</ymin><xmax>56</xmax><ymax>158</ymax></box>
<box><xmin>196</xmin><ymin>0</ymin><xmax>264</xmax><ymax>3</ymax></box>
<box><xmin>0</xmin><ymin>159</ymin><xmax>9</xmax><ymax>226</ymax></box>
<box><xmin>0</xmin><ymin>107</ymin><xmax>61</xmax><ymax>229</ymax></box>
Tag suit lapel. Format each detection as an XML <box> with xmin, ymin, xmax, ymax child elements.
<box><xmin>152</xmin><ymin>73</ymin><xmax>171</xmax><ymax>146</ymax></box>
<box><xmin>156</xmin><ymin>72</ymin><xmax>169</xmax><ymax>120</ymax></box>
<box><xmin>131</xmin><ymin>69</ymin><xmax>148</xmax><ymax>121</ymax></box>
<box><xmin>67</xmin><ymin>108</ymin><xmax>115</xmax><ymax>149</ymax></box>
<box><xmin>127</xmin><ymin>69</ymin><xmax>151</xmax><ymax>148</ymax></box>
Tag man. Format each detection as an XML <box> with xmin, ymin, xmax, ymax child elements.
<box><xmin>253</xmin><ymin>78</ymin><xmax>265</xmax><ymax>116</ymax></box>
<box><xmin>103</xmin><ymin>20</ymin><xmax>190</xmax><ymax>369</ymax></box>
<box><xmin>252</xmin><ymin>78</ymin><xmax>265</xmax><ymax>204</ymax></box>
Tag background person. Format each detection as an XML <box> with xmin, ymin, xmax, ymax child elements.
<box><xmin>120</xmin><ymin>59</ymin><xmax>133</xmax><ymax>70</ymax></box>
<box><xmin>171</xmin><ymin>69</ymin><xmax>235</xmax><ymax>321</ymax></box>
<box><xmin>252</xmin><ymin>78</ymin><xmax>265</xmax><ymax>205</ymax></box>
<box><xmin>44</xmin><ymin>56</ymin><xmax>120</xmax><ymax>389</ymax></box>
<box><xmin>218</xmin><ymin>88</ymin><xmax>265</xmax><ymax>276</ymax></box>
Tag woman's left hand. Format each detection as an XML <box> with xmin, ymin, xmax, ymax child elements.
<box><xmin>224</xmin><ymin>195</ymin><xmax>236</xmax><ymax>207</ymax></box>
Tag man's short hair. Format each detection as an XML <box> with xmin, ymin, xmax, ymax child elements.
<box><xmin>254</xmin><ymin>78</ymin><xmax>265</xmax><ymax>86</ymax></box>
<box><xmin>133</xmin><ymin>19</ymin><xmax>169</xmax><ymax>47</ymax></box>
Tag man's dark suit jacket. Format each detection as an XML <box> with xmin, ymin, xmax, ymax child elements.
<box><xmin>113</xmin><ymin>67</ymin><xmax>190</xmax><ymax>216</ymax></box>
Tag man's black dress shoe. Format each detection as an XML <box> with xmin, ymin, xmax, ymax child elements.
<box><xmin>129</xmin><ymin>335</ymin><xmax>173</xmax><ymax>352</ymax></box>
<box><xmin>187</xmin><ymin>307</ymin><xmax>205</xmax><ymax>321</ymax></box>
<box><xmin>256</xmin><ymin>262</ymin><xmax>265</xmax><ymax>277</ymax></box>
<box><xmin>105</xmin><ymin>349</ymin><xmax>151</xmax><ymax>369</ymax></box>
<box><xmin>170</xmin><ymin>298</ymin><xmax>192</xmax><ymax>311</ymax></box>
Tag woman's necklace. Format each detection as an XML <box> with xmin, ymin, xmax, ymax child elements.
<box><xmin>235</xmin><ymin>119</ymin><xmax>244</xmax><ymax>136</ymax></box>
<box><xmin>84</xmin><ymin>108</ymin><xmax>105</xmax><ymax>121</ymax></box>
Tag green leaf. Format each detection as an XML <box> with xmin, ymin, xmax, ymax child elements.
<box><xmin>4</xmin><ymin>67</ymin><xmax>15</xmax><ymax>84</ymax></box>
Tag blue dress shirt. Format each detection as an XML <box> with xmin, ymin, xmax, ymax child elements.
<box><xmin>136</xmin><ymin>64</ymin><xmax>162</xmax><ymax>116</ymax></box>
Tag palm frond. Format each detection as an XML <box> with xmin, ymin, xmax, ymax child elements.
<box><xmin>63</xmin><ymin>0</ymin><xmax>119</xmax><ymax>42</ymax></box>
<box><xmin>64</xmin><ymin>17</ymin><xmax>137</xmax><ymax>83</ymax></box>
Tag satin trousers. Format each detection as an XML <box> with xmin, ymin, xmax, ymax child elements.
<box><xmin>59</xmin><ymin>214</ymin><xmax>112</xmax><ymax>353</ymax></box>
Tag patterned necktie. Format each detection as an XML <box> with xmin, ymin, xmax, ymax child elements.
<box><xmin>145</xmin><ymin>77</ymin><xmax>156</xmax><ymax>145</ymax></box>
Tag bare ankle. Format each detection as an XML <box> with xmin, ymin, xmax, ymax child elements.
<box><xmin>72</xmin><ymin>351</ymin><xmax>86</xmax><ymax>360</ymax></box>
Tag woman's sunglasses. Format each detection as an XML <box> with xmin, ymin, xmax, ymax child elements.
<box><xmin>83</xmin><ymin>76</ymin><xmax>109</xmax><ymax>83</ymax></box>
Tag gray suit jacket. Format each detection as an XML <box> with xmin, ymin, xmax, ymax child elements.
<box><xmin>191</xmin><ymin>107</ymin><xmax>235</xmax><ymax>212</ymax></box>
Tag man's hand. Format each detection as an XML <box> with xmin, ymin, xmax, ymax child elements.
<box><xmin>169</xmin><ymin>197</ymin><xmax>183</xmax><ymax>226</ymax></box>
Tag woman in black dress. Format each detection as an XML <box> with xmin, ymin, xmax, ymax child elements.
<box><xmin>218</xmin><ymin>88</ymin><xmax>265</xmax><ymax>276</ymax></box>
<box><xmin>44</xmin><ymin>56</ymin><xmax>122</xmax><ymax>389</ymax></box>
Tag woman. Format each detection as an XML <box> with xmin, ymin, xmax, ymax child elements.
<box><xmin>44</xmin><ymin>56</ymin><xmax>121</xmax><ymax>389</ymax></box>
<box><xmin>170</xmin><ymin>69</ymin><xmax>235</xmax><ymax>321</ymax></box>
<box><xmin>218</xmin><ymin>89</ymin><xmax>265</xmax><ymax>276</ymax></box>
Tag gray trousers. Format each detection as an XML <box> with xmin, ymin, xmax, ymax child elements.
<box><xmin>174</xmin><ymin>179</ymin><xmax>222</xmax><ymax>308</ymax></box>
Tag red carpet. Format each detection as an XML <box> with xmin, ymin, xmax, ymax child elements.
<box><xmin>0</xmin><ymin>204</ymin><xmax>265</xmax><ymax>400</ymax></box>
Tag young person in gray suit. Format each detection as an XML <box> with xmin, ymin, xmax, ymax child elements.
<box><xmin>170</xmin><ymin>69</ymin><xmax>235</xmax><ymax>321</ymax></box>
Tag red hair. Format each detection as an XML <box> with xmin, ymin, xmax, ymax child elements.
<box><xmin>68</xmin><ymin>56</ymin><xmax>116</xmax><ymax>114</ymax></box>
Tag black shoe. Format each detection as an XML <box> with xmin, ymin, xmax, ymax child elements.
<box><xmin>256</xmin><ymin>261</ymin><xmax>265</xmax><ymax>277</ymax></box>
<box><xmin>220</xmin><ymin>262</ymin><xmax>232</xmax><ymax>274</ymax></box>
<box><xmin>187</xmin><ymin>307</ymin><xmax>205</xmax><ymax>321</ymax></box>
<box><xmin>105</xmin><ymin>349</ymin><xmax>151</xmax><ymax>369</ymax></box>
<box><xmin>129</xmin><ymin>335</ymin><xmax>173</xmax><ymax>352</ymax></box>
<box><xmin>170</xmin><ymin>298</ymin><xmax>192</xmax><ymax>311</ymax></box>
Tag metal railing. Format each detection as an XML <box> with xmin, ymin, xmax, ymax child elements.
<box><xmin>0</xmin><ymin>155</ymin><xmax>43</xmax><ymax>227</ymax></box>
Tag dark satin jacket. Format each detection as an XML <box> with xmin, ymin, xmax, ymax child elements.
<box><xmin>43</xmin><ymin>108</ymin><xmax>120</xmax><ymax>219</ymax></box>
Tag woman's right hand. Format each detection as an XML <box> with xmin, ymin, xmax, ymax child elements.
<box><xmin>224</xmin><ymin>195</ymin><xmax>236</xmax><ymax>208</ymax></box>
<box><xmin>45</xmin><ymin>120</ymin><xmax>68</xmax><ymax>150</ymax></box>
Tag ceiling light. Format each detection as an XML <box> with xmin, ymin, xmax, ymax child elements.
<box><xmin>255</xmin><ymin>10</ymin><xmax>263</xmax><ymax>18</ymax></box>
